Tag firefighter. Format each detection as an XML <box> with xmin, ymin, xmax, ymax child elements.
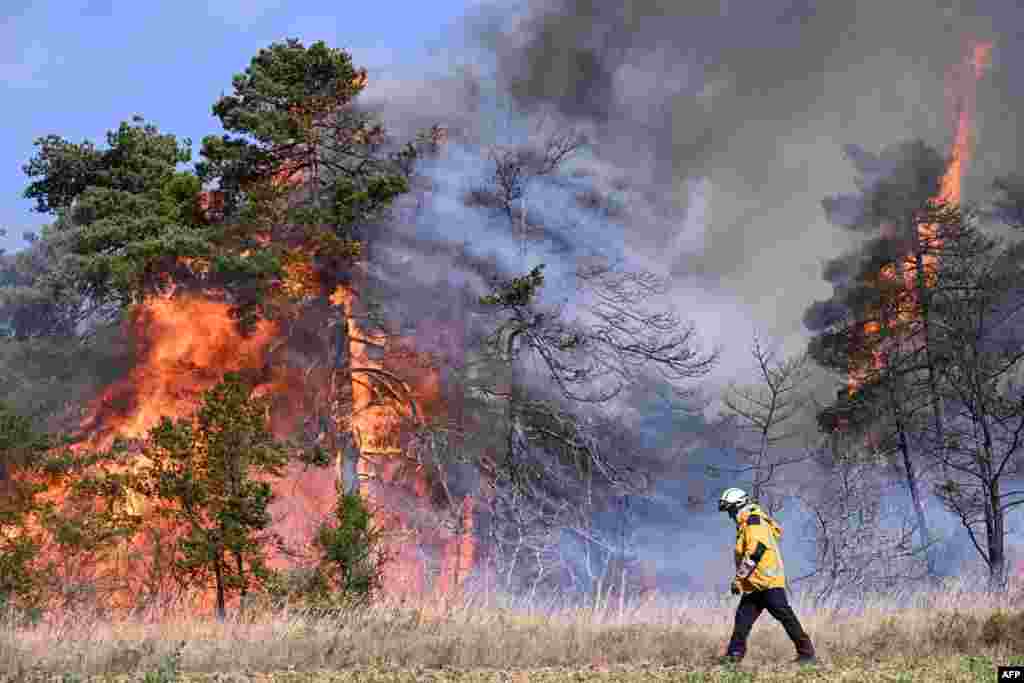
<box><xmin>717</xmin><ymin>487</ymin><xmax>816</xmax><ymax>665</ymax></box>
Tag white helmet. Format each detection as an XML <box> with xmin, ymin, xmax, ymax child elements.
<box><xmin>718</xmin><ymin>487</ymin><xmax>749</xmax><ymax>513</ymax></box>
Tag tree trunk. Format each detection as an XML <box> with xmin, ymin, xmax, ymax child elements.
<box><xmin>213</xmin><ymin>557</ymin><xmax>226</xmax><ymax>621</ymax></box>
<box><xmin>892</xmin><ymin>385</ymin><xmax>933</xmax><ymax>577</ymax></box>
<box><xmin>913</xmin><ymin>248</ymin><xmax>947</xmax><ymax>477</ymax></box>
<box><xmin>986</xmin><ymin>509</ymin><xmax>1007</xmax><ymax>591</ymax></box>
<box><xmin>234</xmin><ymin>550</ymin><xmax>247</xmax><ymax>617</ymax></box>
<box><xmin>985</xmin><ymin>467</ymin><xmax>1007</xmax><ymax>591</ymax></box>
<box><xmin>974</xmin><ymin>406</ymin><xmax>1009</xmax><ymax>592</ymax></box>
<box><xmin>332</xmin><ymin>312</ymin><xmax>359</xmax><ymax>494</ymax></box>
<box><xmin>898</xmin><ymin>434</ymin><xmax>936</xmax><ymax>576</ymax></box>
<box><xmin>885</xmin><ymin>300</ymin><xmax>938</xmax><ymax>577</ymax></box>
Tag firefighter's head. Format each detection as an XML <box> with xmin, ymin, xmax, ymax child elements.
<box><xmin>718</xmin><ymin>487</ymin><xmax>749</xmax><ymax>520</ymax></box>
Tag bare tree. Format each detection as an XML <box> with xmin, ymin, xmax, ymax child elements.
<box><xmin>466</xmin><ymin>125</ymin><xmax>718</xmax><ymax>402</ymax></box>
<box><xmin>794</xmin><ymin>435</ymin><xmax>928</xmax><ymax>607</ymax></box>
<box><xmin>452</xmin><ymin>127</ymin><xmax>718</xmax><ymax>596</ymax></box>
<box><xmin>475</xmin><ymin>387</ymin><xmax>647</xmax><ymax>598</ymax></box>
<box><xmin>924</xmin><ymin>218</ymin><xmax>1024</xmax><ymax>590</ymax></box>
<box><xmin>715</xmin><ymin>335</ymin><xmax>816</xmax><ymax>512</ymax></box>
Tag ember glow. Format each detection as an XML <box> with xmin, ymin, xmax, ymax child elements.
<box><xmin>848</xmin><ymin>39</ymin><xmax>993</xmax><ymax>393</ymax></box>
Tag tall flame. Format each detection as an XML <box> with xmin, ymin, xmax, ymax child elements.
<box><xmin>77</xmin><ymin>296</ymin><xmax>280</xmax><ymax>451</ymax></box>
<box><xmin>848</xmin><ymin>39</ymin><xmax>992</xmax><ymax>394</ymax></box>
<box><xmin>59</xmin><ymin>295</ymin><xmax>333</xmax><ymax>611</ymax></box>
<box><xmin>331</xmin><ymin>285</ymin><xmax>476</xmax><ymax>597</ymax></box>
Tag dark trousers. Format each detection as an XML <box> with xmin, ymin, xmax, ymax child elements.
<box><xmin>726</xmin><ymin>587</ymin><xmax>814</xmax><ymax>659</ymax></box>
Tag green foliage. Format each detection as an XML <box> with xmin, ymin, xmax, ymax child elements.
<box><xmin>196</xmin><ymin>37</ymin><xmax>369</xmax><ymax>216</ymax></box>
<box><xmin>265</xmin><ymin>488</ymin><xmax>386</xmax><ymax>613</ymax></box>
<box><xmin>24</xmin><ymin>116</ymin><xmax>192</xmax><ymax>220</ymax></box>
<box><xmin>0</xmin><ymin>224</ymin><xmax>89</xmax><ymax>339</ymax></box>
<box><xmin>209</xmin><ymin>39</ymin><xmax>367</xmax><ymax>148</ymax></box>
<box><xmin>197</xmin><ymin>38</ymin><xmax>414</xmax><ymax>305</ymax></box>
<box><xmin>141</xmin><ymin>642</ymin><xmax>184</xmax><ymax>683</ymax></box>
<box><xmin>23</xmin><ymin>117</ymin><xmax>191</xmax><ymax>215</ymax></box>
<box><xmin>0</xmin><ymin>401</ymin><xmax>51</xmax><ymax>468</ymax></box>
<box><xmin>327</xmin><ymin>174</ymin><xmax>410</xmax><ymax>228</ymax></box>
<box><xmin>130</xmin><ymin>373</ymin><xmax>319</xmax><ymax>618</ymax></box>
<box><xmin>479</xmin><ymin>265</ymin><xmax>546</xmax><ymax>309</ymax></box>
<box><xmin>22</xmin><ymin>136</ymin><xmax>102</xmax><ymax>215</ymax></box>
<box><xmin>21</xmin><ymin>117</ymin><xmax>211</xmax><ymax>311</ymax></box>
<box><xmin>204</xmin><ymin>247</ymin><xmax>285</xmax><ymax>332</ymax></box>
<box><xmin>0</xmin><ymin>404</ymin><xmax>51</xmax><ymax>610</ymax></box>
<box><xmin>0</xmin><ymin>408</ymin><xmax>137</xmax><ymax>614</ymax></box>
<box><xmin>28</xmin><ymin>447</ymin><xmax>144</xmax><ymax>612</ymax></box>
<box><xmin>313</xmin><ymin>490</ymin><xmax>386</xmax><ymax>605</ymax></box>
<box><xmin>959</xmin><ymin>655</ymin><xmax>996</xmax><ymax>680</ymax></box>
<box><xmin>15</xmin><ymin>39</ymin><xmax>421</xmax><ymax>336</ymax></box>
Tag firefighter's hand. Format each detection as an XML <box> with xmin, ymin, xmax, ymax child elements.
<box><xmin>730</xmin><ymin>581</ymin><xmax>741</xmax><ymax>596</ymax></box>
<box><xmin>736</xmin><ymin>557</ymin><xmax>756</xmax><ymax>579</ymax></box>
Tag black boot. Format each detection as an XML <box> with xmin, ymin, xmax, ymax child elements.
<box><xmin>793</xmin><ymin>635</ymin><xmax>816</xmax><ymax>664</ymax></box>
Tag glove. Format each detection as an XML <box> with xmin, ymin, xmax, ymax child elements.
<box><xmin>736</xmin><ymin>557</ymin><xmax>756</xmax><ymax>580</ymax></box>
<box><xmin>730</xmin><ymin>581</ymin><xmax>741</xmax><ymax>596</ymax></box>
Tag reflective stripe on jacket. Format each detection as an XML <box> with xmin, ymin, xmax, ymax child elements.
<box><xmin>734</xmin><ymin>503</ymin><xmax>786</xmax><ymax>592</ymax></box>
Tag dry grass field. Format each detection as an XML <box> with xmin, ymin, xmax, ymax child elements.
<box><xmin>2</xmin><ymin>576</ymin><xmax>1022</xmax><ymax>682</ymax></box>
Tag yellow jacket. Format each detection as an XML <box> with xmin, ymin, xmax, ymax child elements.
<box><xmin>733</xmin><ymin>503</ymin><xmax>786</xmax><ymax>592</ymax></box>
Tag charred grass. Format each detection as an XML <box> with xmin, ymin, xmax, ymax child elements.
<box><xmin>1</xmin><ymin>578</ymin><xmax>1022</xmax><ymax>682</ymax></box>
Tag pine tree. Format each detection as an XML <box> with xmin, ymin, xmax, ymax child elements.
<box><xmin>131</xmin><ymin>372</ymin><xmax>326</xmax><ymax>619</ymax></box>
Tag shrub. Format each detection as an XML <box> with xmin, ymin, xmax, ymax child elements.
<box><xmin>314</xmin><ymin>490</ymin><xmax>388</xmax><ymax>607</ymax></box>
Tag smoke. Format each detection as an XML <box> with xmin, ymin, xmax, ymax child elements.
<box><xmin>459</xmin><ymin>1</ymin><xmax>1024</xmax><ymax>363</ymax></box>
<box><xmin>347</xmin><ymin>1</ymin><xmax>1024</xmax><ymax>593</ymax></box>
<box><xmin>358</xmin><ymin>1</ymin><xmax>1023</xmax><ymax>396</ymax></box>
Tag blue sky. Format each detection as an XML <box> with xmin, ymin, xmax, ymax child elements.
<box><xmin>0</xmin><ymin>0</ymin><xmax>480</xmax><ymax>252</ymax></box>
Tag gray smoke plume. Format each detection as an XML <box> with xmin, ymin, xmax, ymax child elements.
<box><xmin>350</xmin><ymin>0</ymin><xmax>1024</xmax><ymax>592</ymax></box>
<box><xmin>455</xmin><ymin>0</ymin><xmax>1022</xmax><ymax>365</ymax></box>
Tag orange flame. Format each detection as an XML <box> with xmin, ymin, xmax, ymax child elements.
<box><xmin>848</xmin><ymin>39</ymin><xmax>992</xmax><ymax>394</ymax></box>
<box><xmin>59</xmin><ymin>295</ymin><xmax>329</xmax><ymax>611</ymax></box>
<box><xmin>332</xmin><ymin>285</ymin><xmax>477</xmax><ymax>597</ymax></box>
<box><xmin>78</xmin><ymin>295</ymin><xmax>279</xmax><ymax>450</ymax></box>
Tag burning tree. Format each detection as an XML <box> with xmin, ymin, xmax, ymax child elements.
<box><xmin>21</xmin><ymin>116</ymin><xmax>209</xmax><ymax>316</ymax></box>
<box><xmin>807</xmin><ymin>148</ymin><xmax>982</xmax><ymax>583</ymax></box>
<box><xmin>805</xmin><ymin>41</ymin><xmax>1024</xmax><ymax>590</ymax></box>
<box><xmin>814</xmin><ymin>209</ymin><xmax>1024</xmax><ymax>591</ymax></box>
<box><xmin>805</xmin><ymin>40</ymin><xmax>993</xmax><ymax>583</ymax></box>
<box><xmin>5</xmin><ymin>36</ymin><xmax>717</xmax><ymax>610</ymax></box>
<box><xmin>5</xmin><ymin>38</ymin><xmax>473</xmax><ymax>610</ymax></box>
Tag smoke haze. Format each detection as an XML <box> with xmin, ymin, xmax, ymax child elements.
<box><xmin>350</xmin><ymin>0</ymin><xmax>1024</xmax><ymax>588</ymax></box>
<box><xmin>446</xmin><ymin>0</ymin><xmax>1021</xmax><ymax>379</ymax></box>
